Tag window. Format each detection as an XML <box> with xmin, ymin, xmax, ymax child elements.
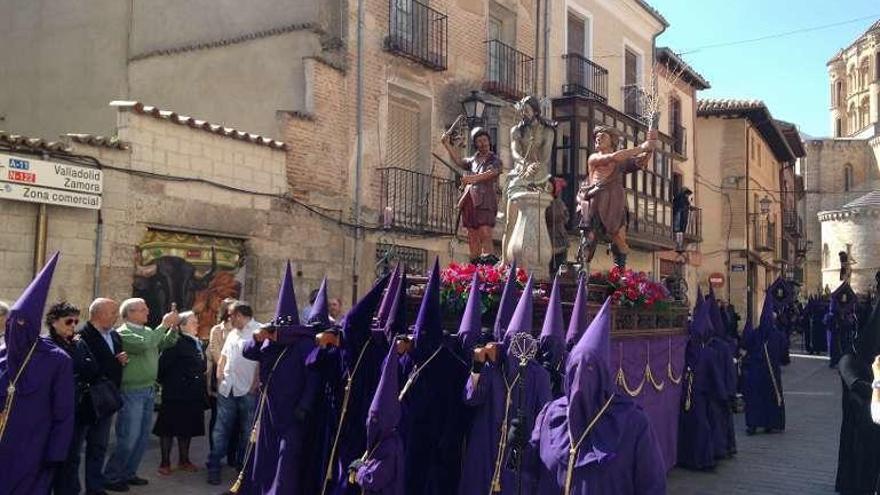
<box><xmin>823</xmin><ymin>244</ymin><xmax>830</xmax><ymax>269</ymax></box>
<box><xmin>386</xmin><ymin>85</ymin><xmax>431</xmax><ymax>173</ymax></box>
<box><xmin>488</xmin><ymin>2</ymin><xmax>516</xmax><ymax>45</ymax></box>
<box><xmin>623</xmin><ymin>46</ymin><xmax>642</xmax><ymax>116</ymax></box>
<box><xmin>836</xmin><ymin>80</ymin><xmax>844</xmax><ymax>106</ymax></box>
<box><xmin>876</xmin><ymin>52</ymin><xmax>880</xmax><ymax>81</ymax></box>
<box><xmin>624</xmin><ymin>47</ymin><xmax>639</xmax><ymax>86</ymax></box>
<box><xmin>566</xmin><ymin>9</ymin><xmax>591</xmax><ymax>57</ymax></box>
<box><xmin>836</xmin><ymin>118</ymin><xmax>842</xmax><ymax>138</ymax></box>
<box><xmin>843</xmin><ymin>163</ymin><xmax>853</xmax><ymax>192</ymax></box>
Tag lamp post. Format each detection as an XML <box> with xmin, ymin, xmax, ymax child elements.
<box><xmin>745</xmin><ymin>194</ymin><xmax>773</xmax><ymax>324</ymax></box>
<box><xmin>461</xmin><ymin>90</ymin><xmax>487</xmax><ymax>128</ymax></box>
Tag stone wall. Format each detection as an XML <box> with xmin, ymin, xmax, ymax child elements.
<box><xmin>802</xmin><ymin>138</ymin><xmax>879</xmax><ymax>292</ymax></box>
<box><xmin>819</xmin><ymin>207</ymin><xmax>880</xmax><ymax>294</ymax></box>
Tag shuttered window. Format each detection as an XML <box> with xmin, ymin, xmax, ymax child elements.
<box><xmin>387</xmin><ymin>96</ymin><xmax>422</xmax><ymax>170</ymax></box>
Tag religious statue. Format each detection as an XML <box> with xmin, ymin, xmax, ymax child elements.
<box><xmin>442</xmin><ymin>126</ymin><xmax>502</xmax><ymax>264</ymax></box>
<box><xmin>672</xmin><ymin>187</ymin><xmax>692</xmax><ymax>252</ymax></box>
<box><xmin>501</xmin><ymin>96</ymin><xmax>557</xmax><ymax>270</ymax></box>
<box><xmin>839</xmin><ymin>251</ymin><xmax>855</xmax><ymax>282</ymax></box>
<box><xmin>576</xmin><ymin>125</ymin><xmax>658</xmax><ymax>272</ymax></box>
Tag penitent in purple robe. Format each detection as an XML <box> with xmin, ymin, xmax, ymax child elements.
<box><xmin>493</xmin><ymin>260</ymin><xmax>519</xmax><ymax>341</ymax></box>
<box><xmin>705</xmin><ymin>289</ymin><xmax>737</xmax><ymax>459</ymax></box>
<box><xmin>0</xmin><ymin>253</ymin><xmax>75</xmax><ymax>495</ymax></box>
<box><xmin>527</xmin><ymin>297</ymin><xmax>666</xmax><ymax>495</ymax></box>
<box><xmin>459</xmin><ymin>276</ymin><xmax>552</xmax><ymax>495</ymax></box>
<box><xmin>327</xmin><ymin>272</ymin><xmax>391</xmax><ymax>495</ymax></box>
<box><xmin>677</xmin><ymin>292</ymin><xmax>721</xmax><ymax>470</ymax></box>
<box><xmin>742</xmin><ymin>297</ymin><xmax>786</xmax><ymax>432</ymax></box>
<box><xmin>239</xmin><ymin>262</ymin><xmax>318</xmax><ymax>494</ymax></box>
<box><xmin>399</xmin><ymin>259</ymin><xmax>468</xmax><ymax>495</ymax></box>
<box><xmin>538</xmin><ymin>275</ymin><xmax>566</xmax><ymax>398</ymax></box>
<box><xmin>355</xmin><ymin>346</ymin><xmax>405</xmax><ymax>495</ymax></box>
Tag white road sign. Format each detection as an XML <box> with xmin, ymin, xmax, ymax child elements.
<box><xmin>0</xmin><ymin>153</ymin><xmax>103</xmax><ymax>194</ymax></box>
<box><xmin>0</xmin><ymin>181</ymin><xmax>102</xmax><ymax>210</ymax></box>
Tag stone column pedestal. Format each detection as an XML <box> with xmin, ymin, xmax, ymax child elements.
<box><xmin>505</xmin><ymin>190</ymin><xmax>552</xmax><ymax>273</ymax></box>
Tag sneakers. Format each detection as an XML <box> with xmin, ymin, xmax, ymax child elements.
<box><xmin>207</xmin><ymin>470</ymin><xmax>221</xmax><ymax>485</ymax></box>
<box><xmin>127</xmin><ymin>477</ymin><xmax>149</xmax><ymax>486</ymax></box>
<box><xmin>103</xmin><ymin>481</ymin><xmax>129</xmax><ymax>492</ymax></box>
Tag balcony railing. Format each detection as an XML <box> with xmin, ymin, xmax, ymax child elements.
<box><xmin>379</xmin><ymin>167</ymin><xmax>457</xmax><ymax>235</ymax></box>
<box><xmin>672</xmin><ymin>124</ymin><xmax>687</xmax><ymax>156</ymax></box>
<box><xmin>483</xmin><ymin>39</ymin><xmax>533</xmax><ymax>101</ymax></box>
<box><xmin>782</xmin><ymin>210</ymin><xmax>803</xmax><ymax>238</ymax></box>
<box><xmin>621</xmin><ymin>84</ymin><xmax>650</xmax><ymax>125</ymax></box>
<box><xmin>683</xmin><ymin>206</ymin><xmax>702</xmax><ymax>243</ymax></box>
<box><xmin>562</xmin><ymin>53</ymin><xmax>608</xmax><ymax>102</ymax></box>
<box><xmin>622</xmin><ymin>168</ymin><xmax>675</xmax><ymax>250</ymax></box>
<box><xmin>386</xmin><ymin>0</ymin><xmax>448</xmax><ymax>70</ymax></box>
<box><xmin>752</xmin><ymin>219</ymin><xmax>777</xmax><ymax>253</ymax></box>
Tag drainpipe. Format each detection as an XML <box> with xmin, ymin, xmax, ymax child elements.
<box><xmin>352</xmin><ymin>0</ymin><xmax>364</xmax><ymax>305</ymax></box>
<box><xmin>542</xmin><ymin>0</ymin><xmax>550</xmax><ymax>96</ymax></box>
<box><xmin>745</xmin><ymin>124</ymin><xmax>752</xmax><ymax>326</ymax></box>
<box><xmin>650</xmin><ymin>22</ymin><xmax>666</xmax><ymax>276</ymax></box>
<box><xmin>93</xmin><ymin>210</ymin><xmax>104</xmax><ymax>298</ymax></box>
<box><xmin>534</xmin><ymin>0</ymin><xmax>541</xmax><ymax>96</ymax></box>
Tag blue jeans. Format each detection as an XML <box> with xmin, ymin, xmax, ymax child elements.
<box><xmin>104</xmin><ymin>386</ymin><xmax>155</xmax><ymax>483</ymax></box>
<box><xmin>55</xmin><ymin>414</ymin><xmax>114</xmax><ymax>494</ymax></box>
<box><xmin>207</xmin><ymin>392</ymin><xmax>256</xmax><ymax>473</ymax></box>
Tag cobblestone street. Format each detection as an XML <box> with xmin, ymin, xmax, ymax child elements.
<box><xmin>121</xmin><ymin>352</ymin><xmax>841</xmax><ymax>495</ymax></box>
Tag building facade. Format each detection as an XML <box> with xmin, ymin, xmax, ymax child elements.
<box><xmin>695</xmin><ymin>99</ymin><xmax>805</xmax><ymax>325</ymax></box>
<box><xmin>819</xmin><ymin>191</ymin><xmax>880</xmax><ymax>293</ymax></box>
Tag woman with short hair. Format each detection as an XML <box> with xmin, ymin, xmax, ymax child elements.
<box><xmin>153</xmin><ymin>311</ymin><xmax>208</xmax><ymax>475</ymax></box>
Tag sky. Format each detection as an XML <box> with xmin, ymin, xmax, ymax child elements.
<box><xmin>649</xmin><ymin>0</ymin><xmax>880</xmax><ymax>138</ymax></box>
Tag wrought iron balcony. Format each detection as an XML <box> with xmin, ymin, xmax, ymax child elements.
<box><xmin>378</xmin><ymin>167</ymin><xmax>457</xmax><ymax>235</ymax></box>
<box><xmin>621</xmin><ymin>84</ymin><xmax>651</xmax><ymax>125</ymax></box>
<box><xmin>752</xmin><ymin>219</ymin><xmax>777</xmax><ymax>253</ymax></box>
<box><xmin>672</xmin><ymin>124</ymin><xmax>687</xmax><ymax>157</ymax></box>
<box><xmin>483</xmin><ymin>39</ymin><xmax>533</xmax><ymax>101</ymax></box>
<box><xmin>683</xmin><ymin>206</ymin><xmax>702</xmax><ymax>243</ymax></box>
<box><xmin>562</xmin><ymin>53</ymin><xmax>608</xmax><ymax>102</ymax></box>
<box><xmin>782</xmin><ymin>210</ymin><xmax>803</xmax><ymax>238</ymax></box>
<box><xmin>622</xmin><ymin>168</ymin><xmax>675</xmax><ymax>251</ymax></box>
<box><xmin>385</xmin><ymin>0</ymin><xmax>448</xmax><ymax>70</ymax></box>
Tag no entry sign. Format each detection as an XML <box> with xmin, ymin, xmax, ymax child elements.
<box><xmin>709</xmin><ymin>273</ymin><xmax>725</xmax><ymax>287</ymax></box>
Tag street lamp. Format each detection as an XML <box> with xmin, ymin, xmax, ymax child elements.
<box><xmin>758</xmin><ymin>195</ymin><xmax>772</xmax><ymax>215</ymax></box>
<box><xmin>461</xmin><ymin>90</ymin><xmax>487</xmax><ymax>128</ymax></box>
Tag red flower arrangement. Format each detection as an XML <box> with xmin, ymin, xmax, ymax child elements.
<box><xmin>590</xmin><ymin>266</ymin><xmax>671</xmax><ymax>309</ymax></box>
<box><xmin>440</xmin><ymin>262</ymin><xmax>528</xmax><ymax>314</ymax></box>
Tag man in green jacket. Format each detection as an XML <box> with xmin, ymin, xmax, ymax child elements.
<box><xmin>104</xmin><ymin>298</ymin><xmax>179</xmax><ymax>491</ymax></box>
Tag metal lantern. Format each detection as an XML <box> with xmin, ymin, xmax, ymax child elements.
<box><xmin>461</xmin><ymin>90</ymin><xmax>487</xmax><ymax>127</ymax></box>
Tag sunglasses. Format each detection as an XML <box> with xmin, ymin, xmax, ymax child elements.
<box><xmin>62</xmin><ymin>318</ymin><xmax>80</xmax><ymax>326</ymax></box>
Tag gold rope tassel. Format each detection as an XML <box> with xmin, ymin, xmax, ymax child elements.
<box><xmin>229</xmin><ymin>347</ymin><xmax>289</xmax><ymax>494</ymax></box>
<box><xmin>763</xmin><ymin>343</ymin><xmax>783</xmax><ymax>407</ymax></box>
<box><xmin>645</xmin><ymin>342</ymin><xmax>665</xmax><ymax>392</ymax></box>
<box><xmin>320</xmin><ymin>339</ymin><xmax>374</xmax><ymax>495</ymax></box>
<box><xmin>489</xmin><ymin>372</ymin><xmax>520</xmax><ymax>495</ymax></box>
<box><xmin>684</xmin><ymin>370</ymin><xmax>694</xmax><ymax>411</ymax></box>
<box><xmin>0</xmin><ymin>340</ymin><xmax>38</xmax><ymax>443</ymax></box>
<box><xmin>616</xmin><ymin>343</ymin><xmax>645</xmax><ymax>397</ymax></box>
<box><xmin>564</xmin><ymin>395</ymin><xmax>614</xmax><ymax>495</ymax></box>
<box><xmin>666</xmin><ymin>337</ymin><xmax>683</xmax><ymax>384</ymax></box>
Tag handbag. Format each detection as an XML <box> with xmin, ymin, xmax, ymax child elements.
<box><xmin>87</xmin><ymin>377</ymin><xmax>123</xmax><ymax>420</ymax></box>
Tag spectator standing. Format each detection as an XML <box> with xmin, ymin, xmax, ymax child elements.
<box><xmin>154</xmin><ymin>311</ymin><xmax>208</xmax><ymax>476</ymax></box>
<box><xmin>300</xmin><ymin>289</ymin><xmax>320</xmax><ymax>323</ymax></box>
<box><xmin>207</xmin><ymin>301</ymin><xmax>260</xmax><ymax>486</ymax></box>
<box><xmin>329</xmin><ymin>297</ymin><xmax>344</xmax><ymax>323</ymax></box>
<box><xmin>206</xmin><ymin>298</ymin><xmax>238</xmax><ymax>466</ymax></box>
<box><xmin>545</xmin><ymin>177</ymin><xmax>569</xmax><ymax>277</ymax></box>
<box><xmin>104</xmin><ymin>299</ymin><xmax>179</xmax><ymax>492</ymax></box>
<box><xmin>70</xmin><ymin>298</ymin><xmax>125</xmax><ymax>495</ymax></box>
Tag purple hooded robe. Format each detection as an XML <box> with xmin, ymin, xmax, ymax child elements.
<box><xmin>742</xmin><ymin>297</ymin><xmax>786</xmax><ymax>431</ymax></box>
<box><xmin>399</xmin><ymin>259</ymin><xmax>468</xmax><ymax>495</ymax></box>
<box><xmin>238</xmin><ymin>262</ymin><xmax>318</xmax><ymax>494</ymax></box>
<box><xmin>527</xmin><ymin>297</ymin><xmax>666</xmax><ymax>495</ymax></box>
<box><xmin>355</xmin><ymin>346</ymin><xmax>405</xmax><ymax>495</ymax></box>
<box><xmin>0</xmin><ymin>253</ymin><xmax>75</xmax><ymax>495</ymax></box>
<box><xmin>459</xmin><ymin>276</ymin><xmax>552</xmax><ymax>495</ymax></box>
<box><xmin>705</xmin><ymin>289</ymin><xmax>737</xmax><ymax>458</ymax></box>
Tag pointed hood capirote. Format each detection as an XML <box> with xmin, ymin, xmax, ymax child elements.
<box><xmin>456</xmin><ymin>271</ymin><xmax>483</xmax><ymax>355</ymax></box>
<box><xmin>493</xmin><ymin>260</ymin><xmax>518</xmax><ymax>341</ymax></box>
<box><xmin>411</xmin><ymin>258</ymin><xmax>442</xmax><ymax>363</ymax></box>
<box><xmin>706</xmin><ymin>288</ymin><xmax>725</xmax><ymax>339</ymax></box>
<box><xmin>367</xmin><ymin>346</ymin><xmax>402</xmax><ymax>446</ymax></box>
<box><xmin>383</xmin><ymin>272</ymin><xmax>409</xmax><ymax>344</ymax></box>
<box><xmin>262</xmin><ymin>260</ymin><xmax>314</xmax><ymax>339</ymax></box>
<box><xmin>374</xmin><ymin>265</ymin><xmax>401</xmax><ymax>331</ymax></box>
<box><xmin>341</xmin><ymin>272</ymin><xmax>391</xmax><ymax>350</ymax></box>
<box><xmin>306</xmin><ymin>277</ymin><xmax>332</xmax><ymax>329</ymax></box>
<box><xmin>504</xmin><ymin>275</ymin><xmax>534</xmax><ymax>345</ymax></box>
<box><xmin>5</xmin><ymin>252</ymin><xmax>60</xmax><ymax>372</ymax></box>
<box><xmin>766</xmin><ymin>276</ymin><xmax>794</xmax><ymax>311</ymax></box>
<box><xmin>565</xmin><ymin>297</ymin><xmax>613</xmax><ymax>440</ymax></box>
<box><xmin>539</xmin><ymin>275</ymin><xmax>566</xmax><ymax>370</ymax></box>
<box><xmin>565</xmin><ymin>274</ymin><xmax>589</xmax><ymax>351</ymax></box>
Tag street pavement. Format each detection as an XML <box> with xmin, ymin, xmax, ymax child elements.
<box><xmin>120</xmin><ymin>351</ymin><xmax>841</xmax><ymax>495</ymax></box>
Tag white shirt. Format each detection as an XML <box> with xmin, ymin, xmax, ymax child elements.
<box><xmin>872</xmin><ymin>400</ymin><xmax>880</xmax><ymax>425</ymax></box>
<box><xmin>218</xmin><ymin>319</ymin><xmax>260</xmax><ymax>398</ymax></box>
<box><xmin>99</xmin><ymin>328</ymin><xmax>115</xmax><ymax>352</ymax></box>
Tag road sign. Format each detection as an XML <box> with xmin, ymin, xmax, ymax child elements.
<box><xmin>0</xmin><ymin>153</ymin><xmax>102</xmax><ymax>194</ymax></box>
<box><xmin>731</xmin><ymin>264</ymin><xmax>746</xmax><ymax>272</ymax></box>
<box><xmin>709</xmin><ymin>272</ymin><xmax>725</xmax><ymax>287</ymax></box>
<box><xmin>0</xmin><ymin>182</ymin><xmax>102</xmax><ymax>210</ymax></box>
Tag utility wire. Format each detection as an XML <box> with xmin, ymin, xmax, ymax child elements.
<box><xmin>679</xmin><ymin>13</ymin><xmax>880</xmax><ymax>55</ymax></box>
